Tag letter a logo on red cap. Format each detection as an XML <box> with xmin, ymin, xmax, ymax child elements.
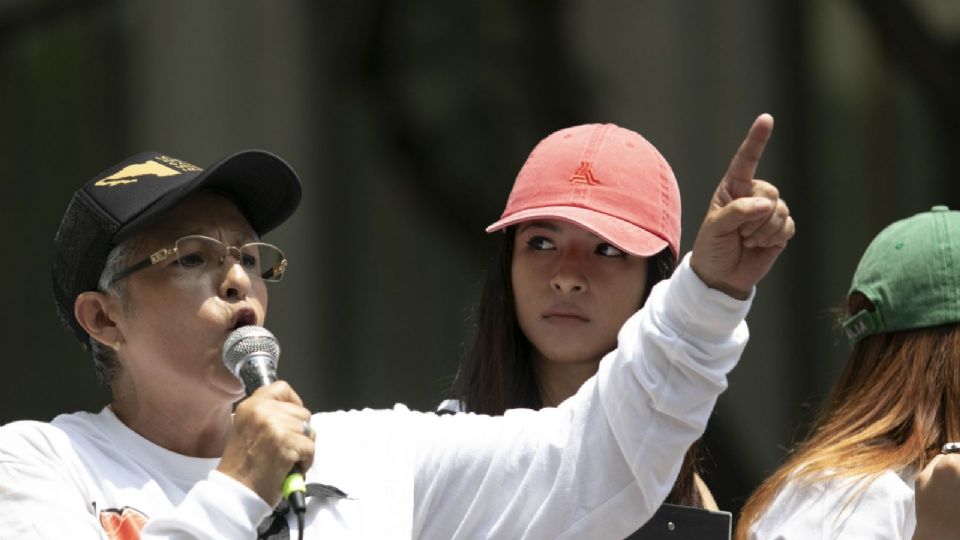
<box><xmin>570</xmin><ymin>161</ymin><xmax>599</xmax><ymax>185</ymax></box>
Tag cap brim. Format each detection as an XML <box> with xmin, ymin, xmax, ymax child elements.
<box><xmin>115</xmin><ymin>149</ymin><xmax>301</xmax><ymax>241</ymax></box>
<box><xmin>486</xmin><ymin>206</ymin><xmax>671</xmax><ymax>258</ymax></box>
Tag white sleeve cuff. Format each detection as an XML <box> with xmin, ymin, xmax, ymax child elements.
<box><xmin>142</xmin><ymin>470</ymin><xmax>273</xmax><ymax>538</ymax></box>
<box><xmin>656</xmin><ymin>252</ymin><xmax>753</xmax><ymax>343</ymax></box>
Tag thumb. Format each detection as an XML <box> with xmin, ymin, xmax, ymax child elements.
<box><xmin>252</xmin><ymin>380</ymin><xmax>304</xmax><ymax>407</ymax></box>
<box><xmin>709</xmin><ymin>197</ymin><xmax>774</xmax><ymax>234</ymax></box>
<box><xmin>918</xmin><ymin>454</ymin><xmax>944</xmax><ymax>485</ymax></box>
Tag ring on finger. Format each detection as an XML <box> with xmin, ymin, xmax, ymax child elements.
<box><xmin>941</xmin><ymin>442</ymin><xmax>960</xmax><ymax>454</ymax></box>
<box><xmin>302</xmin><ymin>420</ymin><xmax>314</xmax><ymax>439</ymax></box>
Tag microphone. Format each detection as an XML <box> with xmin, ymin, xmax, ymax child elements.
<box><xmin>222</xmin><ymin>326</ymin><xmax>307</xmax><ymax>516</ymax></box>
<box><xmin>222</xmin><ymin>325</ymin><xmax>281</xmax><ymax>396</ymax></box>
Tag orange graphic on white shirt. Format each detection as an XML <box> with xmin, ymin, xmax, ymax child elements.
<box><xmin>99</xmin><ymin>506</ymin><xmax>148</xmax><ymax>540</ymax></box>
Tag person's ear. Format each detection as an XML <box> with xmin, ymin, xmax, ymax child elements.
<box><xmin>75</xmin><ymin>292</ymin><xmax>124</xmax><ymax>351</ymax></box>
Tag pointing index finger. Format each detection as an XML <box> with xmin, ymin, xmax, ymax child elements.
<box><xmin>724</xmin><ymin>113</ymin><xmax>774</xmax><ymax>197</ymax></box>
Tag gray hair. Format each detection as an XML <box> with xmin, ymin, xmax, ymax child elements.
<box><xmin>90</xmin><ymin>236</ymin><xmax>142</xmax><ymax>385</ymax></box>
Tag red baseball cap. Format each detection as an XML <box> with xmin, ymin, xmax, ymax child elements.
<box><xmin>487</xmin><ymin>123</ymin><xmax>681</xmax><ymax>259</ymax></box>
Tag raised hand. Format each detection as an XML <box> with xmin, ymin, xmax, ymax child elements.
<box><xmin>690</xmin><ymin>114</ymin><xmax>795</xmax><ymax>299</ymax></box>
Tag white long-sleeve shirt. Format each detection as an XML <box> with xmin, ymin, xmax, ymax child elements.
<box><xmin>0</xmin><ymin>254</ymin><xmax>751</xmax><ymax>539</ymax></box>
<box><xmin>747</xmin><ymin>469</ymin><xmax>917</xmax><ymax>539</ymax></box>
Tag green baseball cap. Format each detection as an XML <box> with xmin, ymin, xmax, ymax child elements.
<box><xmin>842</xmin><ymin>205</ymin><xmax>960</xmax><ymax>343</ymax></box>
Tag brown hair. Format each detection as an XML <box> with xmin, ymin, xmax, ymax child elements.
<box><xmin>736</xmin><ymin>294</ymin><xmax>960</xmax><ymax>538</ymax></box>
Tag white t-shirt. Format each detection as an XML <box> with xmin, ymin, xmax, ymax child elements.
<box><xmin>0</xmin><ymin>254</ymin><xmax>751</xmax><ymax>539</ymax></box>
<box><xmin>747</xmin><ymin>469</ymin><xmax>917</xmax><ymax>539</ymax></box>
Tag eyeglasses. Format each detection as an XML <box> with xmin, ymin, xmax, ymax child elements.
<box><xmin>109</xmin><ymin>235</ymin><xmax>288</xmax><ymax>285</ymax></box>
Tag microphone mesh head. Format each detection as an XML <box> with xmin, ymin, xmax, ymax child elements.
<box><xmin>222</xmin><ymin>325</ymin><xmax>280</xmax><ymax>375</ymax></box>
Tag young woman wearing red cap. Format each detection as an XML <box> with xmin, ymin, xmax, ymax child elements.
<box><xmin>442</xmin><ymin>118</ymin><xmax>784</xmax><ymax>515</ymax></box>
<box><xmin>737</xmin><ymin>207</ymin><xmax>960</xmax><ymax>539</ymax></box>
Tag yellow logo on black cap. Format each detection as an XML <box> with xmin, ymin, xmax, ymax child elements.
<box><xmin>155</xmin><ymin>155</ymin><xmax>202</xmax><ymax>173</ymax></box>
<box><xmin>94</xmin><ymin>155</ymin><xmax>202</xmax><ymax>187</ymax></box>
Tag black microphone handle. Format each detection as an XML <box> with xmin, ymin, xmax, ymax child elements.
<box><xmin>237</xmin><ymin>354</ymin><xmax>278</xmax><ymax>396</ymax></box>
<box><xmin>235</xmin><ymin>352</ymin><xmax>306</xmax><ymax>514</ymax></box>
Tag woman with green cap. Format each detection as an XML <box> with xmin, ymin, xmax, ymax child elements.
<box><xmin>737</xmin><ymin>206</ymin><xmax>960</xmax><ymax>539</ymax></box>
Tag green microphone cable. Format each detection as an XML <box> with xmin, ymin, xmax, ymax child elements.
<box><xmin>283</xmin><ymin>465</ymin><xmax>307</xmax><ymax>540</ymax></box>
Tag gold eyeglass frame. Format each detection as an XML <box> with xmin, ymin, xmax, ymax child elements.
<box><xmin>109</xmin><ymin>234</ymin><xmax>287</xmax><ymax>285</ymax></box>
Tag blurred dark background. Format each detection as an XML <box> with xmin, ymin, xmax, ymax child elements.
<box><xmin>2</xmin><ymin>0</ymin><xmax>958</xmax><ymax>524</ymax></box>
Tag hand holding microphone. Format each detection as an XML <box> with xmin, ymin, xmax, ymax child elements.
<box><xmin>216</xmin><ymin>326</ymin><xmax>314</xmax><ymax>511</ymax></box>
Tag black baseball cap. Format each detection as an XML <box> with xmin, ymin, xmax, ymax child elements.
<box><xmin>52</xmin><ymin>149</ymin><xmax>302</xmax><ymax>343</ymax></box>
